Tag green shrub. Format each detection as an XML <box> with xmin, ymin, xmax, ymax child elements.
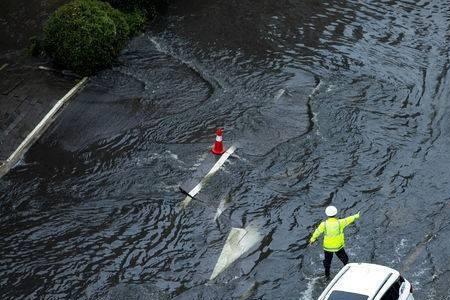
<box><xmin>43</xmin><ymin>0</ymin><xmax>145</xmax><ymax>75</ymax></box>
<box><xmin>123</xmin><ymin>10</ymin><xmax>147</xmax><ymax>36</ymax></box>
<box><xmin>103</xmin><ymin>0</ymin><xmax>168</xmax><ymax>16</ymax></box>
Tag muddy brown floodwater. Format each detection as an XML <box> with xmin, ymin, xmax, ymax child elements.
<box><xmin>1</xmin><ymin>0</ymin><xmax>450</xmax><ymax>299</ymax></box>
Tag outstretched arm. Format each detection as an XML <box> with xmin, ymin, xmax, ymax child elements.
<box><xmin>341</xmin><ymin>212</ymin><xmax>360</xmax><ymax>228</ymax></box>
<box><xmin>309</xmin><ymin>222</ymin><xmax>325</xmax><ymax>244</ymax></box>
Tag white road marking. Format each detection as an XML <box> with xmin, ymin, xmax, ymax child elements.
<box><xmin>181</xmin><ymin>145</ymin><xmax>236</xmax><ymax>207</ymax></box>
<box><xmin>210</xmin><ymin>225</ymin><xmax>262</xmax><ymax>280</ymax></box>
<box><xmin>181</xmin><ymin>195</ymin><xmax>194</xmax><ymax>207</ymax></box>
<box><xmin>213</xmin><ymin>197</ymin><xmax>228</xmax><ymax>222</ymax></box>
<box><xmin>0</xmin><ymin>77</ymin><xmax>88</xmax><ymax>178</ymax></box>
<box><xmin>274</xmin><ymin>88</ymin><xmax>285</xmax><ymax>100</ymax></box>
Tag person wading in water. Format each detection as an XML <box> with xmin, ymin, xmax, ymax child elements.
<box><xmin>309</xmin><ymin>206</ymin><xmax>360</xmax><ymax>279</ymax></box>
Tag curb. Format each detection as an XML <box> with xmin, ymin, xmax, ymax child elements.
<box><xmin>0</xmin><ymin>77</ymin><xmax>88</xmax><ymax>179</ymax></box>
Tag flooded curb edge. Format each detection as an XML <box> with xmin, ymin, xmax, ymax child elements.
<box><xmin>0</xmin><ymin>76</ymin><xmax>88</xmax><ymax>179</ymax></box>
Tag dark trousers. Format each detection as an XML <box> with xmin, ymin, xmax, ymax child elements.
<box><xmin>323</xmin><ymin>249</ymin><xmax>349</xmax><ymax>277</ymax></box>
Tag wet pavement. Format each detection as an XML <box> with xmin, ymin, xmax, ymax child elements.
<box><xmin>1</xmin><ymin>0</ymin><xmax>450</xmax><ymax>299</ymax></box>
<box><xmin>0</xmin><ymin>0</ymin><xmax>70</xmax><ymax>52</ymax></box>
<box><xmin>0</xmin><ymin>0</ymin><xmax>75</xmax><ymax>168</ymax></box>
<box><xmin>0</xmin><ymin>60</ymin><xmax>76</xmax><ymax>162</ymax></box>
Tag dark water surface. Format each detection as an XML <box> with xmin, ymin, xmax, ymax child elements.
<box><xmin>1</xmin><ymin>0</ymin><xmax>450</xmax><ymax>299</ymax></box>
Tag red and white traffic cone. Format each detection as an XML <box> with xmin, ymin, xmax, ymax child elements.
<box><xmin>211</xmin><ymin>128</ymin><xmax>226</xmax><ymax>155</ymax></box>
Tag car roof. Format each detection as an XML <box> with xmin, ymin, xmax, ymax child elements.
<box><xmin>320</xmin><ymin>263</ymin><xmax>400</xmax><ymax>300</ymax></box>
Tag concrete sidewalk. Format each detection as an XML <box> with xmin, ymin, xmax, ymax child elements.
<box><xmin>0</xmin><ymin>57</ymin><xmax>79</xmax><ymax>173</ymax></box>
<box><xmin>0</xmin><ymin>0</ymin><xmax>80</xmax><ymax>177</ymax></box>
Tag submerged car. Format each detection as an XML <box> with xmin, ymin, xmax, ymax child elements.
<box><xmin>318</xmin><ymin>263</ymin><xmax>414</xmax><ymax>300</ymax></box>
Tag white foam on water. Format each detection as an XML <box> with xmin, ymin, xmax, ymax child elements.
<box><xmin>312</xmin><ymin>112</ymin><xmax>324</xmax><ymax>138</ymax></box>
<box><xmin>395</xmin><ymin>238</ymin><xmax>408</xmax><ymax>260</ymax></box>
<box><xmin>164</xmin><ymin>150</ymin><xmax>181</xmax><ymax>162</ymax></box>
<box><xmin>299</xmin><ymin>276</ymin><xmax>320</xmax><ymax>300</ymax></box>
<box><xmin>149</xmin><ymin>37</ymin><xmax>164</xmax><ymax>53</ymax></box>
<box><xmin>230</xmin><ymin>152</ymin><xmax>246</xmax><ymax>162</ymax></box>
<box><xmin>412</xmin><ymin>267</ymin><xmax>427</xmax><ymax>278</ymax></box>
<box><xmin>309</xmin><ymin>81</ymin><xmax>322</xmax><ymax>98</ymax></box>
<box><xmin>163</xmin><ymin>184</ymin><xmax>181</xmax><ymax>192</ymax></box>
<box><xmin>191</xmin><ymin>154</ymin><xmax>207</xmax><ymax>169</ymax></box>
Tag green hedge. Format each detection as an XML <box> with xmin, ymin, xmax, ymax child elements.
<box><xmin>43</xmin><ymin>0</ymin><xmax>146</xmax><ymax>75</ymax></box>
<box><xmin>103</xmin><ymin>0</ymin><xmax>168</xmax><ymax>16</ymax></box>
<box><xmin>123</xmin><ymin>10</ymin><xmax>147</xmax><ymax>36</ymax></box>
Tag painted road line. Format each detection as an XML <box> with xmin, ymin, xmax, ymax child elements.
<box><xmin>210</xmin><ymin>225</ymin><xmax>262</xmax><ymax>280</ymax></box>
<box><xmin>213</xmin><ymin>197</ymin><xmax>228</xmax><ymax>222</ymax></box>
<box><xmin>181</xmin><ymin>195</ymin><xmax>193</xmax><ymax>208</ymax></box>
<box><xmin>274</xmin><ymin>88</ymin><xmax>285</xmax><ymax>100</ymax></box>
<box><xmin>0</xmin><ymin>77</ymin><xmax>88</xmax><ymax>178</ymax></box>
<box><xmin>181</xmin><ymin>145</ymin><xmax>236</xmax><ymax>207</ymax></box>
<box><xmin>0</xmin><ymin>64</ymin><xmax>8</xmax><ymax>71</ymax></box>
<box><xmin>204</xmin><ymin>145</ymin><xmax>236</xmax><ymax>179</ymax></box>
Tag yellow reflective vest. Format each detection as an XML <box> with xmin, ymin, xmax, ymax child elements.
<box><xmin>309</xmin><ymin>213</ymin><xmax>360</xmax><ymax>252</ymax></box>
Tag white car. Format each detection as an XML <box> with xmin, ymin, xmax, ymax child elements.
<box><xmin>318</xmin><ymin>263</ymin><xmax>414</xmax><ymax>300</ymax></box>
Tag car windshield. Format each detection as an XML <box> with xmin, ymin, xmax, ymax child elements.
<box><xmin>328</xmin><ymin>290</ymin><xmax>369</xmax><ymax>300</ymax></box>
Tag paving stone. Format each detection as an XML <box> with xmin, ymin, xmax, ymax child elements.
<box><xmin>1</xmin><ymin>78</ymin><xmax>24</xmax><ymax>95</ymax></box>
<box><xmin>0</xmin><ymin>95</ymin><xmax>20</xmax><ymax>115</ymax></box>
<box><xmin>0</xmin><ymin>114</ymin><xmax>15</xmax><ymax>130</ymax></box>
<box><xmin>3</xmin><ymin>111</ymin><xmax>25</xmax><ymax>136</ymax></box>
<box><xmin>0</xmin><ymin>51</ymin><xmax>77</xmax><ymax>164</ymax></box>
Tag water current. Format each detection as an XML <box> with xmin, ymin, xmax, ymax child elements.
<box><xmin>1</xmin><ymin>0</ymin><xmax>450</xmax><ymax>299</ymax></box>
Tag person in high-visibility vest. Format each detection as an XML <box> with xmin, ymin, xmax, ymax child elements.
<box><xmin>309</xmin><ymin>206</ymin><xmax>360</xmax><ymax>278</ymax></box>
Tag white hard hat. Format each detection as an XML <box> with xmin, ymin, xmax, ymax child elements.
<box><xmin>325</xmin><ymin>206</ymin><xmax>337</xmax><ymax>217</ymax></box>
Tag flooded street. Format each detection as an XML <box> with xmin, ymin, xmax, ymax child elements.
<box><xmin>1</xmin><ymin>0</ymin><xmax>450</xmax><ymax>299</ymax></box>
